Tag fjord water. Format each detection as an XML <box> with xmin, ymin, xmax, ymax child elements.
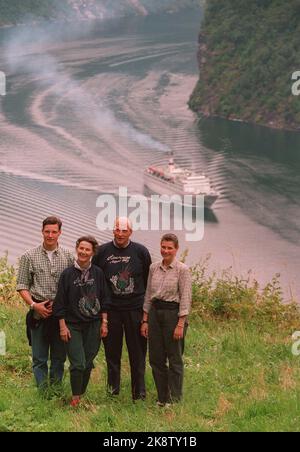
<box><xmin>0</xmin><ymin>9</ymin><xmax>299</xmax><ymax>299</ymax></box>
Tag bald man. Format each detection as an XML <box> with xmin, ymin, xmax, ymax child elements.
<box><xmin>93</xmin><ymin>218</ymin><xmax>151</xmax><ymax>401</ymax></box>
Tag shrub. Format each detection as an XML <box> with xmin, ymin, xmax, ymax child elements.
<box><xmin>0</xmin><ymin>254</ymin><xmax>20</xmax><ymax>307</ymax></box>
<box><xmin>191</xmin><ymin>255</ymin><xmax>300</xmax><ymax>329</ymax></box>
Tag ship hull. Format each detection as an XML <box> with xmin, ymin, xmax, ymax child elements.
<box><xmin>144</xmin><ymin>173</ymin><xmax>218</xmax><ymax>209</ymax></box>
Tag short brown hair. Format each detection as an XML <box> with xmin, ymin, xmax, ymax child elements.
<box><xmin>161</xmin><ymin>233</ymin><xmax>179</xmax><ymax>249</ymax></box>
<box><xmin>76</xmin><ymin>235</ymin><xmax>98</xmax><ymax>253</ymax></box>
<box><xmin>42</xmin><ymin>216</ymin><xmax>62</xmax><ymax>230</ymax></box>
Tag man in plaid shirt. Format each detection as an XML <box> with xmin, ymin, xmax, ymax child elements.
<box><xmin>17</xmin><ymin>216</ymin><xmax>74</xmax><ymax>388</ymax></box>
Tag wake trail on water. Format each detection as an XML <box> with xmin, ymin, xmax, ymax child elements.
<box><xmin>1</xmin><ymin>28</ymin><xmax>171</xmax><ymax>192</ymax></box>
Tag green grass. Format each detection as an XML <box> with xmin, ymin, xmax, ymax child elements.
<box><xmin>0</xmin><ymin>305</ymin><xmax>300</xmax><ymax>432</ymax></box>
<box><xmin>1</xmin><ymin>254</ymin><xmax>300</xmax><ymax>432</ymax></box>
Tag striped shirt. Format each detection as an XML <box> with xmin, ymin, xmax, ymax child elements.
<box><xmin>143</xmin><ymin>259</ymin><xmax>192</xmax><ymax>317</ymax></box>
<box><xmin>16</xmin><ymin>245</ymin><xmax>74</xmax><ymax>301</ymax></box>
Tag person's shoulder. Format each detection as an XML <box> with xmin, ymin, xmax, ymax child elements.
<box><xmin>20</xmin><ymin>245</ymin><xmax>43</xmax><ymax>260</ymax></box>
<box><xmin>95</xmin><ymin>241</ymin><xmax>113</xmax><ymax>255</ymax></box>
<box><xmin>175</xmin><ymin>260</ymin><xmax>190</xmax><ymax>272</ymax></box>
<box><xmin>60</xmin><ymin>265</ymin><xmax>75</xmax><ymax>277</ymax></box>
<box><xmin>150</xmin><ymin>261</ymin><xmax>161</xmax><ymax>271</ymax></box>
<box><xmin>58</xmin><ymin>247</ymin><xmax>74</xmax><ymax>258</ymax></box>
<box><xmin>91</xmin><ymin>264</ymin><xmax>104</xmax><ymax>276</ymax></box>
<box><xmin>131</xmin><ymin>241</ymin><xmax>150</xmax><ymax>255</ymax></box>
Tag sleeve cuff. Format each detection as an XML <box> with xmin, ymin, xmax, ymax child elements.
<box><xmin>179</xmin><ymin>309</ymin><xmax>190</xmax><ymax>317</ymax></box>
<box><xmin>16</xmin><ymin>285</ymin><xmax>30</xmax><ymax>292</ymax></box>
<box><xmin>143</xmin><ymin>303</ymin><xmax>150</xmax><ymax>314</ymax></box>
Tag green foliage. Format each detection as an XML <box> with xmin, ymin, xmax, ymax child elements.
<box><xmin>191</xmin><ymin>255</ymin><xmax>300</xmax><ymax>329</ymax></box>
<box><xmin>0</xmin><ymin>254</ymin><xmax>20</xmax><ymax>307</ymax></box>
<box><xmin>1</xmin><ymin>254</ymin><xmax>300</xmax><ymax>431</ymax></box>
<box><xmin>189</xmin><ymin>0</ymin><xmax>300</xmax><ymax>130</ymax></box>
<box><xmin>0</xmin><ymin>0</ymin><xmax>65</xmax><ymax>25</ymax></box>
<box><xmin>0</xmin><ymin>0</ymin><xmax>201</xmax><ymax>26</ymax></box>
<box><xmin>1</xmin><ymin>305</ymin><xmax>300</xmax><ymax>431</ymax></box>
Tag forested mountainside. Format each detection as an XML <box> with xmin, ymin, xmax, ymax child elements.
<box><xmin>189</xmin><ymin>0</ymin><xmax>300</xmax><ymax>131</ymax></box>
<box><xmin>0</xmin><ymin>0</ymin><xmax>201</xmax><ymax>26</ymax></box>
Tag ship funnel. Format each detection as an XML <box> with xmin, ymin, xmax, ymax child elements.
<box><xmin>168</xmin><ymin>158</ymin><xmax>175</xmax><ymax>173</ymax></box>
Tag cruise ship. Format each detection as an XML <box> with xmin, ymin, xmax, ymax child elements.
<box><xmin>144</xmin><ymin>158</ymin><xmax>219</xmax><ymax>208</ymax></box>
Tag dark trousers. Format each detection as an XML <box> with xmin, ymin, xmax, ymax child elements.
<box><xmin>65</xmin><ymin>321</ymin><xmax>101</xmax><ymax>396</ymax></box>
<box><xmin>103</xmin><ymin>310</ymin><xmax>147</xmax><ymax>400</ymax></box>
<box><xmin>148</xmin><ymin>306</ymin><xmax>187</xmax><ymax>404</ymax></box>
<box><xmin>31</xmin><ymin>318</ymin><xmax>66</xmax><ymax>387</ymax></box>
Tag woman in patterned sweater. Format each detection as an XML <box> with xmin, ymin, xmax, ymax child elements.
<box><xmin>53</xmin><ymin>236</ymin><xmax>111</xmax><ymax>407</ymax></box>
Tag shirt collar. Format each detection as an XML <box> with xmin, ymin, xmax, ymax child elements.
<box><xmin>160</xmin><ymin>259</ymin><xmax>176</xmax><ymax>270</ymax></box>
<box><xmin>42</xmin><ymin>245</ymin><xmax>59</xmax><ymax>255</ymax></box>
<box><xmin>74</xmin><ymin>260</ymin><xmax>92</xmax><ymax>272</ymax></box>
<box><xmin>113</xmin><ymin>239</ymin><xmax>131</xmax><ymax>249</ymax></box>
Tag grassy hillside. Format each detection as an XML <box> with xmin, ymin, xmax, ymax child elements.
<box><xmin>189</xmin><ymin>0</ymin><xmax>300</xmax><ymax>131</ymax></box>
<box><xmin>1</xmin><ymin>255</ymin><xmax>300</xmax><ymax>432</ymax></box>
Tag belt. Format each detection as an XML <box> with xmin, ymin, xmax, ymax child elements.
<box><xmin>152</xmin><ymin>299</ymin><xmax>179</xmax><ymax>311</ymax></box>
<box><xmin>32</xmin><ymin>297</ymin><xmax>54</xmax><ymax>304</ymax></box>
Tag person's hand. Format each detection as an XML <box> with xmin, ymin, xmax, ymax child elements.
<box><xmin>141</xmin><ymin>322</ymin><xmax>148</xmax><ymax>339</ymax></box>
<box><xmin>60</xmin><ymin>326</ymin><xmax>71</xmax><ymax>343</ymax></box>
<box><xmin>101</xmin><ymin>323</ymin><xmax>108</xmax><ymax>338</ymax></box>
<box><xmin>34</xmin><ymin>300</ymin><xmax>53</xmax><ymax>319</ymax></box>
<box><xmin>173</xmin><ymin>324</ymin><xmax>184</xmax><ymax>341</ymax></box>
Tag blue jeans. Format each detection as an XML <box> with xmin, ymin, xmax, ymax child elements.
<box><xmin>31</xmin><ymin>319</ymin><xmax>66</xmax><ymax>387</ymax></box>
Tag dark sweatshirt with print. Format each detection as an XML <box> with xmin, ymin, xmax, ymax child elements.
<box><xmin>53</xmin><ymin>264</ymin><xmax>111</xmax><ymax>323</ymax></box>
<box><xmin>92</xmin><ymin>241</ymin><xmax>152</xmax><ymax>311</ymax></box>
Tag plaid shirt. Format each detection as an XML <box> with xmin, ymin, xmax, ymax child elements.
<box><xmin>143</xmin><ymin>259</ymin><xmax>192</xmax><ymax>317</ymax></box>
<box><xmin>16</xmin><ymin>245</ymin><xmax>74</xmax><ymax>301</ymax></box>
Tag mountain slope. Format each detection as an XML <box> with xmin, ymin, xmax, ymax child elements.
<box><xmin>189</xmin><ymin>0</ymin><xmax>300</xmax><ymax>131</ymax></box>
<box><xmin>0</xmin><ymin>0</ymin><xmax>200</xmax><ymax>26</ymax></box>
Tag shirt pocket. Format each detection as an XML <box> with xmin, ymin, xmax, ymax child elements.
<box><xmin>50</xmin><ymin>268</ymin><xmax>61</xmax><ymax>281</ymax></box>
<box><xmin>32</xmin><ymin>267</ymin><xmax>46</xmax><ymax>282</ymax></box>
<box><xmin>34</xmin><ymin>266</ymin><xmax>45</xmax><ymax>275</ymax></box>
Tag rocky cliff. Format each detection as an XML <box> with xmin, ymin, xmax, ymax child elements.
<box><xmin>189</xmin><ymin>0</ymin><xmax>300</xmax><ymax>131</ymax></box>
